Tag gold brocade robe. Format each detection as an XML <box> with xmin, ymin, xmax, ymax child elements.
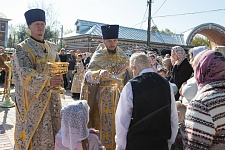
<box><xmin>71</xmin><ymin>61</ymin><xmax>85</xmax><ymax>94</ymax></box>
<box><xmin>80</xmin><ymin>44</ymin><xmax>130</xmax><ymax>150</ymax></box>
<box><xmin>12</xmin><ymin>38</ymin><xmax>61</xmax><ymax>150</ymax></box>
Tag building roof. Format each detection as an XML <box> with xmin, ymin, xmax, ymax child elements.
<box><xmin>0</xmin><ymin>12</ymin><xmax>7</xmax><ymax>19</ymax></box>
<box><xmin>0</xmin><ymin>12</ymin><xmax>11</xmax><ymax>21</ymax></box>
<box><xmin>65</xmin><ymin>19</ymin><xmax>186</xmax><ymax>46</ymax></box>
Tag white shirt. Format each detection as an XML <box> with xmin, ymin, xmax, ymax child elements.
<box><xmin>115</xmin><ymin>68</ymin><xmax>178</xmax><ymax>150</ymax></box>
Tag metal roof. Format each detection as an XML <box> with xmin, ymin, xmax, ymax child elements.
<box><xmin>66</xmin><ymin>19</ymin><xmax>186</xmax><ymax>45</ymax></box>
<box><xmin>0</xmin><ymin>12</ymin><xmax>11</xmax><ymax>21</ymax></box>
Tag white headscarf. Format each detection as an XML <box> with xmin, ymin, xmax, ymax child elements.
<box><xmin>61</xmin><ymin>100</ymin><xmax>90</xmax><ymax>150</ymax></box>
<box><xmin>192</xmin><ymin>46</ymin><xmax>208</xmax><ymax>58</ymax></box>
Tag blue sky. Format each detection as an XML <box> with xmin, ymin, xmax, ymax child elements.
<box><xmin>2</xmin><ymin>0</ymin><xmax>225</xmax><ymax>34</ymax></box>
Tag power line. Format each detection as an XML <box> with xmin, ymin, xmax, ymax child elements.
<box><xmin>131</xmin><ymin>8</ymin><xmax>225</xmax><ymax>28</ymax></box>
<box><xmin>132</xmin><ymin>20</ymin><xmax>146</xmax><ymax>28</ymax></box>
<box><xmin>152</xmin><ymin>0</ymin><xmax>167</xmax><ymax>16</ymax></box>
<box><xmin>152</xmin><ymin>8</ymin><xmax>225</xmax><ymax>18</ymax></box>
<box><xmin>151</xmin><ymin>18</ymin><xmax>165</xmax><ymax>43</ymax></box>
<box><xmin>181</xmin><ymin>27</ymin><xmax>195</xmax><ymax>34</ymax></box>
<box><xmin>140</xmin><ymin>3</ymin><xmax>149</xmax><ymax>29</ymax></box>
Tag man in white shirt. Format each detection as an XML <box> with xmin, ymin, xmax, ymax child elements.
<box><xmin>115</xmin><ymin>52</ymin><xmax>178</xmax><ymax>150</ymax></box>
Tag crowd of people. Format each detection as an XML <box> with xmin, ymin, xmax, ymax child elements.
<box><xmin>11</xmin><ymin>8</ymin><xmax>225</xmax><ymax>150</ymax></box>
<box><xmin>58</xmin><ymin>48</ymin><xmax>92</xmax><ymax>99</ymax></box>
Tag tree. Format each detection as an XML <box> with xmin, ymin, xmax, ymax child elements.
<box><xmin>191</xmin><ymin>35</ymin><xmax>211</xmax><ymax>48</ymax></box>
<box><xmin>28</xmin><ymin>0</ymin><xmax>60</xmax><ymax>29</ymax></box>
<box><xmin>160</xmin><ymin>28</ymin><xmax>173</xmax><ymax>34</ymax></box>
<box><xmin>8</xmin><ymin>25</ymin><xmax>17</xmax><ymax>48</ymax></box>
<box><xmin>17</xmin><ymin>24</ymin><xmax>30</xmax><ymax>43</ymax></box>
<box><xmin>64</xmin><ymin>29</ymin><xmax>73</xmax><ymax>35</ymax></box>
<box><xmin>151</xmin><ymin>25</ymin><xmax>159</xmax><ymax>32</ymax></box>
<box><xmin>44</xmin><ymin>26</ymin><xmax>54</xmax><ymax>42</ymax></box>
<box><xmin>7</xmin><ymin>34</ymin><xmax>13</xmax><ymax>48</ymax></box>
<box><xmin>7</xmin><ymin>0</ymin><xmax>75</xmax><ymax>50</ymax></box>
<box><xmin>150</xmin><ymin>25</ymin><xmax>173</xmax><ymax>34</ymax></box>
<box><xmin>28</xmin><ymin>0</ymin><xmax>61</xmax><ymax>48</ymax></box>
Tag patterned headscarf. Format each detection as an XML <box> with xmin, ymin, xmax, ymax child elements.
<box><xmin>61</xmin><ymin>100</ymin><xmax>90</xmax><ymax>150</ymax></box>
<box><xmin>194</xmin><ymin>50</ymin><xmax>225</xmax><ymax>88</ymax></box>
<box><xmin>171</xmin><ymin>46</ymin><xmax>186</xmax><ymax>65</ymax></box>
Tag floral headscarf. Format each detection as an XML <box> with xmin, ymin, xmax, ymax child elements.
<box><xmin>194</xmin><ymin>50</ymin><xmax>225</xmax><ymax>88</ymax></box>
<box><xmin>171</xmin><ymin>46</ymin><xmax>186</xmax><ymax>65</ymax></box>
<box><xmin>61</xmin><ymin>100</ymin><xmax>90</xmax><ymax>150</ymax></box>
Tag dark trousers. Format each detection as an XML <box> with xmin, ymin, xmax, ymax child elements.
<box><xmin>0</xmin><ymin>70</ymin><xmax>5</xmax><ymax>84</ymax></box>
<box><xmin>62</xmin><ymin>74</ymin><xmax>68</xmax><ymax>89</ymax></box>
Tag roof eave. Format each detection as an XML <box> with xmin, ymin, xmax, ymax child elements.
<box><xmin>0</xmin><ymin>18</ymin><xmax>12</xmax><ymax>21</ymax></box>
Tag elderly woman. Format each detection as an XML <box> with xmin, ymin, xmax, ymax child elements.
<box><xmin>55</xmin><ymin>100</ymin><xmax>105</xmax><ymax>150</ymax></box>
<box><xmin>170</xmin><ymin>46</ymin><xmax>193</xmax><ymax>100</ymax></box>
<box><xmin>162</xmin><ymin>57</ymin><xmax>173</xmax><ymax>80</ymax></box>
<box><xmin>179</xmin><ymin>46</ymin><xmax>208</xmax><ymax>106</ymax></box>
<box><xmin>181</xmin><ymin>50</ymin><xmax>225</xmax><ymax>149</ymax></box>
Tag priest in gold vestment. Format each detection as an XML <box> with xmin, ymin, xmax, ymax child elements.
<box><xmin>80</xmin><ymin>25</ymin><xmax>130</xmax><ymax>150</ymax></box>
<box><xmin>12</xmin><ymin>9</ymin><xmax>62</xmax><ymax>150</ymax></box>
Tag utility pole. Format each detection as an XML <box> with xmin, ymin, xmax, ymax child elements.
<box><xmin>147</xmin><ymin>0</ymin><xmax>152</xmax><ymax>47</ymax></box>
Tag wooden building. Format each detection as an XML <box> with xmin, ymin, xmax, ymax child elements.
<box><xmin>63</xmin><ymin>19</ymin><xmax>191</xmax><ymax>54</ymax></box>
<box><xmin>0</xmin><ymin>12</ymin><xmax>11</xmax><ymax>48</ymax></box>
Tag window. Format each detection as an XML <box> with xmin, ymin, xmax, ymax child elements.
<box><xmin>1</xmin><ymin>23</ymin><xmax>6</xmax><ymax>31</ymax></box>
<box><xmin>76</xmin><ymin>26</ymin><xmax>80</xmax><ymax>32</ymax></box>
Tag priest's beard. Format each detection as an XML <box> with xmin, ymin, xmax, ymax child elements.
<box><xmin>107</xmin><ymin>47</ymin><xmax>117</xmax><ymax>54</ymax></box>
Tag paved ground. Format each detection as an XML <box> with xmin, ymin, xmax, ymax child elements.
<box><xmin>0</xmin><ymin>85</ymin><xmax>75</xmax><ymax>150</ymax></box>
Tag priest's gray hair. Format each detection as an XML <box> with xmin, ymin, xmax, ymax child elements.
<box><xmin>130</xmin><ymin>52</ymin><xmax>151</xmax><ymax>69</ymax></box>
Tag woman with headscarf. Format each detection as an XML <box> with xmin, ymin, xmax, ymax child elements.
<box><xmin>181</xmin><ymin>50</ymin><xmax>225</xmax><ymax>149</ymax></box>
<box><xmin>162</xmin><ymin>57</ymin><xmax>173</xmax><ymax>80</ymax></box>
<box><xmin>179</xmin><ymin>46</ymin><xmax>208</xmax><ymax>106</ymax></box>
<box><xmin>55</xmin><ymin>100</ymin><xmax>105</xmax><ymax>150</ymax></box>
<box><xmin>170</xmin><ymin>46</ymin><xmax>193</xmax><ymax>100</ymax></box>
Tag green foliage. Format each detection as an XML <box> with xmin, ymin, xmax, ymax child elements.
<box><xmin>44</xmin><ymin>25</ymin><xmax>54</xmax><ymax>42</ymax></box>
<box><xmin>150</xmin><ymin>25</ymin><xmax>173</xmax><ymax>34</ymax></box>
<box><xmin>7</xmin><ymin>23</ymin><xmax>62</xmax><ymax>48</ymax></box>
<box><xmin>64</xmin><ymin>29</ymin><xmax>73</xmax><ymax>35</ymax></box>
<box><xmin>17</xmin><ymin>24</ymin><xmax>30</xmax><ymax>43</ymax></box>
<box><xmin>151</xmin><ymin>25</ymin><xmax>159</xmax><ymax>32</ymax></box>
<box><xmin>7</xmin><ymin>34</ymin><xmax>13</xmax><ymax>48</ymax></box>
<box><xmin>191</xmin><ymin>35</ymin><xmax>211</xmax><ymax>48</ymax></box>
<box><xmin>6</xmin><ymin>0</ymin><xmax>63</xmax><ymax>48</ymax></box>
<box><xmin>160</xmin><ymin>28</ymin><xmax>173</xmax><ymax>34</ymax></box>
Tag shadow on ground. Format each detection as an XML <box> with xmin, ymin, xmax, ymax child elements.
<box><xmin>0</xmin><ymin>108</ymin><xmax>14</xmax><ymax>134</ymax></box>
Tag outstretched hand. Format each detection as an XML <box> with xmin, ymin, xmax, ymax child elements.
<box><xmin>99</xmin><ymin>70</ymin><xmax>111</xmax><ymax>79</ymax></box>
